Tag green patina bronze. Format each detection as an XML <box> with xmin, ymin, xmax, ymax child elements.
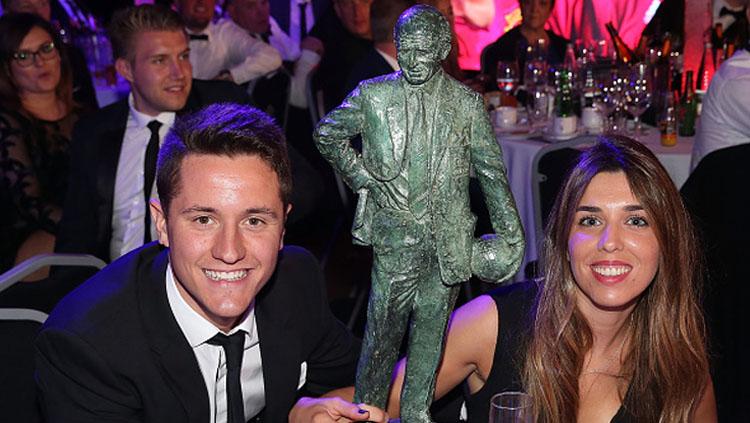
<box><xmin>313</xmin><ymin>5</ymin><xmax>525</xmax><ymax>422</ymax></box>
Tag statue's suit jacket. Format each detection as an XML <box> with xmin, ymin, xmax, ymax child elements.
<box><xmin>315</xmin><ymin>70</ymin><xmax>524</xmax><ymax>285</ymax></box>
<box><xmin>35</xmin><ymin>244</ymin><xmax>360</xmax><ymax>423</ymax></box>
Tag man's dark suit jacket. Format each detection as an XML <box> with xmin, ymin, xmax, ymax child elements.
<box><xmin>55</xmin><ymin>79</ymin><xmax>248</xmax><ymax>264</ymax></box>
<box><xmin>35</xmin><ymin>244</ymin><xmax>360</xmax><ymax>422</ymax></box>
<box><xmin>344</xmin><ymin>47</ymin><xmax>395</xmax><ymax>99</ymax></box>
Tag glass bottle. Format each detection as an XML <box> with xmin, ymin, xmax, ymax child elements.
<box><xmin>605</xmin><ymin>22</ymin><xmax>636</xmax><ymax>64</ymax></box>
<box><xmin>697</xmin><ymin>42</ymin><xmax>715</xmax><ymax>92</ymax></box>
<box><xmin>678</xmin><ymin>71</ymin><xmax>697</xmax><ymax>136</ymax></box>
<box><xmin>660</xmin><ymin>91</ymin><xmax>678</xmax><ymax>146</ymax></box>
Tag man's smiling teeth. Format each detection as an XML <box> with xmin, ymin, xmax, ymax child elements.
<box><xmin>204</xmin><ymin>269</ymin><xmax>247</xmax><ymax>281</ymax></box>
<box><xmin>591</xmin><ymin>266</ymin><xmax>631</xmax><ymax>277</ymax></box>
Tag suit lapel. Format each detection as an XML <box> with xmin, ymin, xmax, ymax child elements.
<box><xmin>138</xmin><ymin>249</ymin><xmax>210</xmax><ymax>422</ymax></box>
<box><xmin>256</xmin><ymin>277</ymin><xmax>299</xmax><ymax>422</ymax></box>
<box><xmin>430</xmin><ymin>76</ymin><xmax>455</xmax><ymax>181</ymax></box>
<box><xmin>386</xmin><ymin>85</ymin><xmax>408</xmax><ymax>174</ymax></box>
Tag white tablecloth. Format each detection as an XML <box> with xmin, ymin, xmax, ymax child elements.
<box><xmin>497</xmin><ymin>128</ymin><xmax>694</xmax><ymax>280</ymax></box>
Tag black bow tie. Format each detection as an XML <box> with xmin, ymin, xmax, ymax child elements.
<box><xmin>189</xmin><ymin>33</ymin><xmax>209</xmax><ymax>41</ymax></box>
<box><xmin>720</xmin><ymin>6</ymin><xmax>746</xmax><ymax>20</ymax></box>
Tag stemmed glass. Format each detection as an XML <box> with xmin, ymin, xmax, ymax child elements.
<box><xmin>623</xmin><ymin>62</ymin><xmax>653</xmax><ymax>136</ymax></box>
<box><xmin>496</xmin><ymin>61</ymin><xmax>519</xmax><ymax>97</ymax></box>
<box><xmin>594</xmin><ymin>70</ymin><xmax>624</xmax><ymax>134</ymax></box>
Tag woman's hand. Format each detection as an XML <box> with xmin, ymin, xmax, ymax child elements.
<box><xmin>289</xmin><ymin>396</ymin><xmax>389</xmax><ymax>423</ymax></box>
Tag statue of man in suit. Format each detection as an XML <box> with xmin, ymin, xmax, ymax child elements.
<box><xmin>314</xmin><ymin>5</ymin><xmax>525</xmax><ymax>421</ymax></box>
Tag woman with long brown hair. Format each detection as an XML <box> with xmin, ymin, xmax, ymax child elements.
<box><xmin>385</xmin><ymin>136</ymin><xmax>716</xmax><ymax>422</ymax></box>
<box><xmin>0</xmin><ymin>12</ymin><xmax>85</xmax><ymax>276</ymax></box>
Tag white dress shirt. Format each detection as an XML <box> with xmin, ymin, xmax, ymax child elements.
<box><xmin>188</xmin><ymin>19</ymin><xmax>282</xmax><ymax>84</ymax></box>
<box><xmin>289</xmin><ymin>0</ymin><xmax>316</xmax><ymax>44</ymax></box>
<box><xmin>265</xmin><ymin>16</ymin><xmax>300</xmax><ymax>62</ymax></box>
<box><xmin>110</xmin><ymin>95</ymin><xmax>175</xmax><ymax>261</ymax></box>
<box><xmin>165</xmin><ymin>264</ymin><xmax>266</xmax><ymax>423</ymax></box>
<box><xmin>692</xmin><ymin>49</ymin><xmax>750</xmax><ymax>170</ymax></box>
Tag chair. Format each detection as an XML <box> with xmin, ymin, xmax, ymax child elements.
<box><xmin>0</xmin><ymin>254</ymin><xmax>106</xmax><ymax>423</ymax></box>
<box><xmin>530</xmin><ymin>135</ymin><xmax>600</xmax><ymax>272</ymax></box>
<box><xmin>680</xmin><ymin>144</ymin><xmax>750</xmax><ymax>421</ymax></box>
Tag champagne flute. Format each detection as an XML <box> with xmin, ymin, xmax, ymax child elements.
<box><xmin>623</xmin><ymin>62</ymin><xmax>653</xmax><ymax>136</ymax></box>
<box><xmin>489</xmin><ymin>391</ymin><xmax>534</xmax><ymax>423</ymax></box>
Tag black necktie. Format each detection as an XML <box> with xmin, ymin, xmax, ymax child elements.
<box><xmin>143</xmin><ymin>120</ymin><xmax>162</xmax><ymax>244</ymax></box>
<box><xmin>720</xmin><ymin>6</ymin><xmax>746</xmax><ymax>20</ymax></box>
<box><xmin>298</xmin><ymin>1</ymin><xmax>308</xmax><ymax>42</ymax></box>
<box><xmin>189</xmin><ymin>33</ymin><xmax>209</xmax><ymax>41</ymax></box>
<box><xmin>207</xmin><ymin>332</ymin><xmax>246</xmax><ymax>423</ymax></box>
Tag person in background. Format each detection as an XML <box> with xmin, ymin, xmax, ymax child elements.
<box><xmin>2</xmin><ymin>0</ymin><xmax>98</xmax><ymax>110</ymax></box>
<box><xmin>308</xmin><ymin>0</ymin><xmax>373</xmax><ymax>111</ymax></box>
<box><xmin>383</xmin><ymin>136</ymin><xmax>716</xmax><ymax>422</ymax></box>
<box><xmin>225</xmin><ymin>0</ymin><xmax>322</xmax><ymax>113</ymax></box>
<box><xmin>343</xmin><ymin>0</ymin><xmax>412</xmax><ymax>95</ymax></box>
<box><xmin>0</xmin><ymin>13</ymin><xmax>85</xmax><ymax>278</ymax></box>
<box><xmin>175</xmin><ymin>0</ymin><xmax>281</xmax><ymax>85</ymax></box>
<box><xmin>691</xmin><ymin>2</ymin><xmax>750</xmax><ymax>170</ymax></box>
<box><xmin>270</xmin><ymin>0</ymin><xmax>329</xmax><ymax>43</ymax></box>
<box><xmin>54</xmin><ymin>5</ymin><xmax>248</xmax><ymax>271</ymax></box>
<box><xmin>37</xmin><ymin>102</ymin><xmax>388</xmax><ymax>423</ymax></box>
<box><xmin>480</xmin><ymin>0</ymin><xmax>568</xmax><ymax>83</ymax></box>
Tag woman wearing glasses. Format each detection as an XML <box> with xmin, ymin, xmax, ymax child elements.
<box><xmin>0</xmin><ymin>13</ymin><xmax>85</xmax><ymax>278</ymax></box>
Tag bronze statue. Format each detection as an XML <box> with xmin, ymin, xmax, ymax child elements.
<box><xmin>314</xmin><ymin>5</ymin><xmax>525</xmax><ymax>421</ymax></box>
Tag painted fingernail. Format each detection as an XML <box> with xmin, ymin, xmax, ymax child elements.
<box><xmin>358</xmin><ymin>409</ymin><xmax>367</xmax><ymax>414</ymax></box>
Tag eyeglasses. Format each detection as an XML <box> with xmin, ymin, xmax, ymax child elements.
<box><xmin>12</xmin><ymin>41</ymin><xmax>58</xmax><ymax>68</ymax></box>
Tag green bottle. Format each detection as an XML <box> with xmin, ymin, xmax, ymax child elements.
<box><xmin>678</xmin><ymin>71</ymin><xmax>697</xmax><ymax>136</ymax></box>
<box><xmin>554</xmin><ymin>69</ymin><xmax>574</xmax><ymax>117</ymax></box>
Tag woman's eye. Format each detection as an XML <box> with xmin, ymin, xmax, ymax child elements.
<box><xmin>627</xmin><ymin>216</ymin><xmax>649</xmax><ymax>227</ymax></box>
<box><xmin>578</xmin><ymin>216</ymin><xmax>599</xmax><ymax>227</ymax></box>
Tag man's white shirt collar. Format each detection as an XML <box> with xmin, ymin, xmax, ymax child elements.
<box><xmin>127</xmin><ymin>93</ymin><xmax>176</xmax><ymax>129</ymax></box>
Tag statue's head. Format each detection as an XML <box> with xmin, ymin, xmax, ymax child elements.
<box><xmin>394</xmin><ymin>5</ymin><xmax>451</xmax><ymax>85</ymax></box>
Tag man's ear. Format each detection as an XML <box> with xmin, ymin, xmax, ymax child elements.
<box><xmin>150</xmin><ymin>199</ymin><xmax>170</xmax><ymax>248</ymax></box>
<box><xmin>115</xmin><ymin>57</ymin><xmax>134</xmax><ymax>83</ymax></box>
<box><xmin>279</xmin><ymin>203</ymin><xmax>293</xmax><ymax>250</ymax></box>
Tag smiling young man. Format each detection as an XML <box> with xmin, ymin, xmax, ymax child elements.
<box><xmin>36</xmin><ymin>103</ymin><xmax>386</xmax><ymax>423</ymax></box>
<box><xmin>54</xmin><ymin>5</ymin><xmax>249</xmax><ymax>267</ymax></box>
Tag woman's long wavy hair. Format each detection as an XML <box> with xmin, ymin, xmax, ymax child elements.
<box><xmin>0</xmin><ymin>13</ymin><xmax>75</xmax><ymax>113</ymax></box>
<box><xmin>523</xmin><ymin>135</ymin><xmax>709</xmax><ymax>422</ymax></box>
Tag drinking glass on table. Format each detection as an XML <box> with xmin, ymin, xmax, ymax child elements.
<box><xmin>489</xmin><ymin>391</ymin><xmax>534</xmax><ymax>423</ymax></box>
<box><xmin>623</xmin><ymin>62</ymin><xmax>653</xmax><ymax>136</ymax></box>
<box><xmin>497</xmin><ymin>61</ymin><xmax>519</xmax><ymax>96</ymax></box>
<box><xmin>525</xmin><ymin>86</ymin><xmax>551</xmax><ymax>130</ymax></box>
<box><xmin>594</xmin><ymin>71</ymin><xmax>624</xmax><ymax>134</ymax></box>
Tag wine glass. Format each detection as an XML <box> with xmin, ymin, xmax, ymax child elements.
<box><xmin>594</xmin><ymin>70</ymin><xmax>623</xmax><ymax>133</ymax></box>
<box><xmin>497</xmin><ymin>61</ymin><xmax>519</xmax><ymax>96</ymax></box>
<box><xmin>489</xmin><ymin>391</ymin><xmax>534</xmax><ymax>423</ymax></box>
<box><xmin>623</xmin><ymin>62</ymin><xmax>653</xmax><ymax>136</ymax></box>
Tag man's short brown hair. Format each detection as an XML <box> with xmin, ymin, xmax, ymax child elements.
<box><xmin>109</xmin><ymin>5</ymin><xmax>185</xmax><ymax>61</ymax></box>
<box><xmin>156</xmin><ymin>103</ymin><xmax>293</xmax><ymax>215</ymax></box>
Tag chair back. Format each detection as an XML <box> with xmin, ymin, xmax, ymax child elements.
<box><xmin>531</xmin><ymin>135</ymin><xmax>600</xmax><ymax>256</ymax></box>
<box><xmin>0</xmin><ymin>254</ymin><xmax>106</xmax><ymax>422</ymax></box>
<box><xmin>681</xmin><ymin>144</ymin><xmax>750</xmax><ymax>421</ymax></box>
